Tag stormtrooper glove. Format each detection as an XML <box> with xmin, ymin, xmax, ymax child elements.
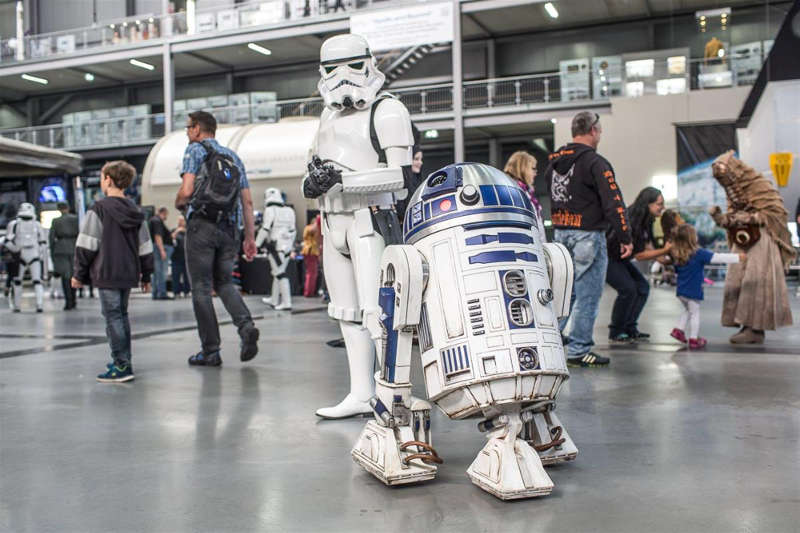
<box><xmin>303</xmin><ymin>156</ymin><xmax>342</xmax><ymax>198</ymax></box>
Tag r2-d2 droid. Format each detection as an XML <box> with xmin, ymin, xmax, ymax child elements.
<box><xmin>352</xmin><ymin>163</ymin><xmax>577</xmax><ymax>500</ymax></box>
<box><xmin>5</xmin><ymin>202</ymin><xmax>48</xmax><ymax>313</ymax></box>
<box><xmin>256</xmin><ymin>187</ymin><xmax>297</xmax><ymax>311</ymax></box>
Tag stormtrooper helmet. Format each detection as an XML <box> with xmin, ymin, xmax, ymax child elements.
<box><xmin>17</xmin><ymin>202</ymin><xmax>35</xmax><ymax>220</ymax></box>
<box><xmin>317</xmin><ymin>34</ymin><xmax>385</xmax><ymax>111</ymax></box>
<box><xmin>264</xmin><ymin>187</ymin><xmax>284</xmax><ymax>207</ymax></box>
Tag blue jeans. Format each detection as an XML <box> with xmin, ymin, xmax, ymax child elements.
<box><xmin>152</xmin><ymin>244</ymin><xmax>174</xmax><ymax>298</ymax></box>
<box><xmin>99</xmin><ymin>288</ymin><xmax>132</xmax><ymax>367</ymax></box>
<box><xmin>554</xmin><ymin>229</ymin><xmax>608</xmax><ymax>357</ymax></box>
<box><xmin>171</xmin><ymin>257</ymin><xmax>190</xmax><ymax>295</ymax></box>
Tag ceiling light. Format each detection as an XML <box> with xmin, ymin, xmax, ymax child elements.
<box><xmin>424</xmin><ymin>129</ymin><xmax>439</xmax><ymax>139</ymax></box>
<box><xmin>129</xmin><ymin>58</ymin><xmax>155</xmax><ymax>70</ymax></box>
<box><xmin>84</xmin><ymin>73</ymin><xmax>95</xmax><ymax>82</ymax></box>
<box><xmin>544</xmin><ymin>2</ymin><xmax>558</xmax><ymax>19</ymax></box>
<box><xmin>247</xmin><ymin>43</ymin><xmax>272</xmax><ymax>56</ymax></box>
<box><xmin>21</xmin><ymin>73</ymin><xmax>48</xmax><ymax>85</ymax></box>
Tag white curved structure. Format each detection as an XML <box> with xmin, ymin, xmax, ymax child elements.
<box><xmin>141</xmin><ymin>117</ymin><xmax>319</xmax><ymax>232</ymax></box>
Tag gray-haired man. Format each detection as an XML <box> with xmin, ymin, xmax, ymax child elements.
<box><xmin>544</xmin><ymin>111</ymin><xmax>632</xmax><ymax>367</ymax></box>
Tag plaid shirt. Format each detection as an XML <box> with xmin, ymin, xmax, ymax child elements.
<box><xmin>181</xmin><ymin>139</ymin><xmax>249</xmax><ymax>227</ymax></box>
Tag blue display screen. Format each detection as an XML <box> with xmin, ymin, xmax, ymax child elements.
<box><xmin>38</xmin><ymin>185</ymin><xmax>66</xmax><ymax>203</ymax></box>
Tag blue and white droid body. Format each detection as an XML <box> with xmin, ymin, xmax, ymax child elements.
<box><xmin>352</xmin><ymin>163</ymin><xmax>577</xmax><ymax>500</ymax></box>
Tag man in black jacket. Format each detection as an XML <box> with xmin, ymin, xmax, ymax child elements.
<box><xmin>49</xmin><ymin>202</ymin><xmax>79</xmax><ymax>310</ymax></box>
<box><xmin>545</xmin><ymin>111</ymin><xmax>633</xmax><ymax>367</ymax></box>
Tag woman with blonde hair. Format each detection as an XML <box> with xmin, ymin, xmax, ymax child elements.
<box><xmin>503</xmin><ymin>150</ymin><xmax>544</xmax><ymax>238</ymax></box>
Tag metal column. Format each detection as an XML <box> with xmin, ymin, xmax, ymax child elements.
<box><xmin>488</xmin><ymin>138</ymin><xmax>500</xmax><ymax>169</ymax></box>
<box><xmin>451</xmin><ymin>0</ymin><xmax>464</xmax><ymax>162</ymax></box>
<box><xmin>163</xmin><ymin>43</ymin><xmax>174</xmax><ymax>134</ymax></box>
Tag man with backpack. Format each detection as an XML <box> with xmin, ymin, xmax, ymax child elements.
<box><xmin>175</xmin><ymin>110</ymin><xmax>260</xmax><ymax>367</ymax></box>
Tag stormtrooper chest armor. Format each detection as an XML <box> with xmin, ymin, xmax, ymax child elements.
<box><xmin>316</xmin><ymin>108</ymin><xmax>380</xmax><ymax>172</ymax></box>
<box><xmin>15</xmin><ymin>220</ymin><xmax>40</xmax><ymax>248</ymax></box>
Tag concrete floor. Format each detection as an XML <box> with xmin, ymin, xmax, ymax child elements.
<box><xmin>1</xmin><ymin>284</ymin><xmax>799</xmax><ymax>533</ymax></box>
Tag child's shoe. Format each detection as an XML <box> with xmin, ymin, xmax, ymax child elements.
<box><xmin>97</xmin><ymin>364</ymin><xmax>134</xmax><ymax>383</ymax></box>
<box><xmin>688</xmin><ymin>337</ymin><xmax>707</xmax><ymax>350</ymax></box>
<box><xmin>670</xmin><ymin>328</ymin><xmax>687</xmax><ymax>343</ymax></box>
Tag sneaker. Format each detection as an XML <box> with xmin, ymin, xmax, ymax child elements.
<box><xmin>629</xmin><ymin>331</ymin><xmax>650</xmax><ymax>341</ymax></box>
<box><xmin>688</xmin><ymin>337</ymin><xmax>707</xmax><ymax>349</ymax></box>
<box><xmin>97</xmin><ymin>364</ymin><xmax>134</xmax><ymax>383</ymax></box>
<box><xmin>106</xmin><ymin>361</ymin><xmax>134</xmax><ymax>373</ymax></box>
<box><xmin>188</xmin><ymin>351</ymin><xmax>222</xmax><ymax>367</ymax></box>
<box><xmin>609</xmin><ymin>333</ymin><xmax>632</xmax><ymax>343</ymax></box>
<box><xmin>240</xmin><ymin>326</ymin><xmax>260</xmax><ymax>362</ymax></box>
<box><xmin>567</xmin><ymin>352</ymin><xmax>610</xmax><ymax>367</ymax></box>
<box><xmin>670</xmin><ymin>328</ymin><xmax>687</xmax><ymax>343</ymax></box>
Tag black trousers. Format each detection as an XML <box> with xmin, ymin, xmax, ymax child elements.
<box><xmin>60</xmin><ymin>275</ymin><xmax>76</xmax><ymax>308</ymax></box>
<box><xmin>606</xmin><ymin>258</ymin><xmax>650</xmax><ymax>337</ymax></box>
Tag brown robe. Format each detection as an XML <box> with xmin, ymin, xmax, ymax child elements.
<box><xmin>711</xmin><ymin>151</ymin><xmax>794</xmax><ymax>330</ymax></box>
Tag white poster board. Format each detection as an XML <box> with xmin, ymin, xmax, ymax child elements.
<box><xmin>350</xmin><ymin>2</ymin><xmax>453</xmax><ymax>52</ymax></box>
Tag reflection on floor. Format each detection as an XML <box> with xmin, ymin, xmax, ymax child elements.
<box><xmin>1</xmin><ymin>285</ymin><xmax>799</xmax><ymax>532</ymax></box>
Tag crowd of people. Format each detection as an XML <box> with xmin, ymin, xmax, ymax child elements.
<box><xmin>1</xmin><ymin>108</ymin><xmax>795</xmax><ymax>383</ymax></box>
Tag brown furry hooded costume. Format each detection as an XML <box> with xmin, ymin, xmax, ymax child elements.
<box><xmin>710</xmin><ymin>150</ymin><xmax>795</xmax><ymax>331</ymax></box>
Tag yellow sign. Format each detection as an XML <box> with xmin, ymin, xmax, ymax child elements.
<box><xmin>770</xmin><ymin>152</ymin><xmax>794</xmax><ymax>187</ymax></box>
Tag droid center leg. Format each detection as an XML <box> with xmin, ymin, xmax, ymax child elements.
<box><xmin>468</xmin><ymin>405</ymin><xmax>554</xmax><ymax>500</ymax></box>
<box><xmin>352</xmin><ymin>246</ymin><xmax>440</xmax><ymax>485</ymax></box>
<box><xmin>522</xmin><ymin>401</ymin><xmax>578</xmax><ymax>465</ymax></box>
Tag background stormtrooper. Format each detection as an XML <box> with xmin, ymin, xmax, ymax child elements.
<box><xmin>5</xmin><ymin>203</ymin><xmax>48</xmax><ymax>312</ymax></box>
<box><xmin>303</xmin><ymin>33</ymin><xmax>415</xmax><ymax>419</ymax></box>
<box><xmin>256</xmin><ymin>187</ymin><xmax>297</xmax><ymax>311</ymax></box>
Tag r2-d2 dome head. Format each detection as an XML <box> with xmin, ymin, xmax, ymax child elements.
<box><xmin>318</xmin><ymin>34</ymin><xmax>385</xmax><ymax>111</ymax></box>
<box><xmin>17</xmin><ymin>202</ymin><xmax>36</xmax><ymax>220</ymax></box>
<box><xmin>264</xmin><ymin>187</ymin><xmax>284</xmax><ymax>207</ymax></box>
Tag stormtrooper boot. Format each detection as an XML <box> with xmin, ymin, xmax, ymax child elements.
<box><xmin>34</xmin><ymin>282</ymin><xmax>44</xmax><ymax>313</ymax></box>
<box><xmin>262</xmin><ymin>279</ymin><xmax>279</xmax><ymax>308</ymax></box>
<box><xmin>274</xmin><ymin>278</ymin><xmax>292</xmax><ymax>311</ymax></box>
<box><xmin>316</xmin><ymin>321</ymin><xmax>373</xmax><ymax>419</ymax></box>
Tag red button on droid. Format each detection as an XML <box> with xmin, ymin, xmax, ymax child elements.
<box><xmin>440</xmin><ymin>199</ymin><xmax>452</xmax><ymax>211</ymax></box>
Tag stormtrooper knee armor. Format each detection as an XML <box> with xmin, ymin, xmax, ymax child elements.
<box><xmin>5</xmin><ymin>203</ymin><xmax>47</xmax><ymax>313</ymax></box>
<box><xmin>256</xmin><ymin>188</ymin><xmax>297</xmax><ymax>311</ymax></box>
<box><xmin>351</xmin><ymin>163</ymin><xmax>578</xmax><ymax>500</ymax></box>
<box><xmin>303</xmin><ymin>34</ymin><xmax>414</xmax><ymax>419</ymax></box>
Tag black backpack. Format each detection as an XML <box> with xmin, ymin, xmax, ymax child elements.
<box><xmin>190</xmin><ymin>140</ymin><xmax>241</xmax><ymax>222</ymax></box>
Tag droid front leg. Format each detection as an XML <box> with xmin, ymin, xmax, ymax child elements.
<box><xmin>468</xmin><ymin>405</ymin><xmax>554</xmax><ymax>500</ymax></box>
<box><xmin>352</xmin><ymin>246</ymin><xmax>440</xmax><ymax>485</ymax></box>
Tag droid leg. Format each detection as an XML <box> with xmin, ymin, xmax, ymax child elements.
<box><xmin>522</xmin><ymin>402</ymin><xmax>578</xmax><ymax>465</ymax></box>
<box><xmin>353</xmin><ymin>249</ymin><xmax>439</xmax><ymax>485</ymax></box>
<box><xmin>468</xmin><ymin>405</ymin><xmax>554</xmax><ymax>500</ymax></box>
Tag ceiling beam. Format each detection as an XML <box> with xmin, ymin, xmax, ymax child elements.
<box><xmin>184</xmin><ymin>51</ymin><xmax>232</xmax><ymax>71</ymax></box>
<box><xmin>465</xmin><ymin>13</ymin><xmax>493</xmax><ymax>38</ymax></box>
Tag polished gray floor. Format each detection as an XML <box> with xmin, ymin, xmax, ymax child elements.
<box><xmin>1</xmin><ymin>284</ymin><xmax>800</xmax><ymax>533</ymax></box>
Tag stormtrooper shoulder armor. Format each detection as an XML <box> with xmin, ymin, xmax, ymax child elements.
<box><xmin>373</xmin><ymin>96</ymin><xmax>414</xmax><ymax>150</ymax></box>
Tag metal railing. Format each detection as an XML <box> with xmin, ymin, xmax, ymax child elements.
<box><xmin>0</xmin><ymin>60</ymin><xmax>766</xmax><ymax>151</ymax></box>
<box><xmin>0</xmin><ymin>0</ymin><xmax>402</xmax><ymax>65</ymax></box>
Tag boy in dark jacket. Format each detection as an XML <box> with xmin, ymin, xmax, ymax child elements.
<box><xmin>73</xmin><ymin>161</ymin><xmax>154</xmax><ymax>383</ymax></box>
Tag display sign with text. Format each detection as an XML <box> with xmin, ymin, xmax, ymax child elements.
<box><xmin>350</xmin><ymin>2</ymin><xmax>453</xmax><ymax>52</ymax></box>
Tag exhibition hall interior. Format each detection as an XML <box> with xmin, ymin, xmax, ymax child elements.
<box><xmin>1</xmin><ymin>0</ymin><xmax>799</xmax><ymax>530</ymax></box>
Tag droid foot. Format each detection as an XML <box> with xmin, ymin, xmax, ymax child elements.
<box><xmin>523</xmin><ymin>410</ymin><xmax>578</xmax><ymax>466</ymax></box>
<box><xmin>315</xmin><ymin>393</ymin><xmax>372</xmax><ymax>419</ymax></box>
<box><xmin>469</xmin><ymin>408</ymin><xmax>554</xmax><ymax>499</ymax></box>
<box><xmin>467</xmin><ymin>435</ymin><xmax>553</xmax><ymax>500</ymax></box>
<box><xmin>352</xmin><ymin>420</ymin><xmax>439</xmax><ymax>485</ymax></box>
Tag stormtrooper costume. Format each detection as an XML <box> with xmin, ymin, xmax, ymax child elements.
<box><xmin>256</xmin><ymin>188</ymin><xmax>297</xmax><ymax>311</ymax></box>
<box><xmin>303</xmin><ymin>34</ymin><xmax>414</xmax><ymax>419</ymax></box>
<box><xmin>5</xmin><ymin>203</ymin><xmax>47</xmax><ymax>312</ymax></box>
